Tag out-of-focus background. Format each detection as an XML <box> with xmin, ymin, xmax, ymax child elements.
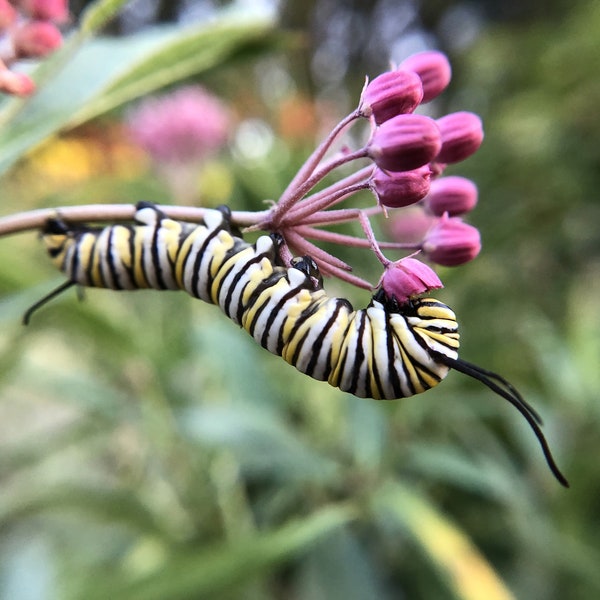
<box><xmin>0</xmin><ymin>1</ymin><xmax>598</xmax><ymax>598</ymax></box>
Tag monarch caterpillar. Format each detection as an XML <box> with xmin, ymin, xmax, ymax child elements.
<box><xmin>28</xmin><ymin>201</ymin><xmax>568</xmax><ymax>486</ymax></box>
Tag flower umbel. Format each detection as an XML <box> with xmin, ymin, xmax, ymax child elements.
<box><xmin>259</xmin><ymin>50</ymin><xmax>484</xmax><ymax>294</ymax></box>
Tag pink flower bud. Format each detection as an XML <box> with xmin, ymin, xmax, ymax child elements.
<box><xmin>422</xmin><ymin>176</ymin><xmax>478</xmax><ymax>216</ymax></box>
<box><xmin>368</xmin><ymin>114</ymin><xmax>442</xmax><ymax>172</ymax></box>
<box><xmin>21</xmin><ymin>0</ymin><xmax>69</xmax><ymax>22</ymax></box>
<box><xmin>0</xmin><ymin>0</ymin><xmax>17</xmax><ymax>30</ymax></box>
<box><xmin>13</xmin><ymin>21</ymin><xmax>62</xmax><ymax>59</ymax></box>
<box><xmin>399</xmin><ymin>51</ymin><xmax>452</xmax><ymax>103</ymax></box>
<box><xmin>359</xmin><ymin>70</ymin><xmax>423</xmax><ymax>124</ymax></box>
<box><xmin>381</xmin><ymin>257</ymin><xmax>443</xmax><ymax>304</ymax></box>
<box><xmin>422</xmin><ymin>215</ymin><xmax>481</xmax><ymax>266</ymax></box>
<box><xmin>371</xmin><ymin>165</ymin><xmax>431</xmax><ymax>208</ymax></box>
<box><xmin>386</xmin><ymin>206</ymin><xmax>436</xmax><ymax>244</ymax></box>
<box><xmin>435</xmin><ymin>111</ymin><xmax>483</xmax><ymax>164</ymax></box>
<box><xmin>0</xmin><ymin>68</ymin><xmax>35</xmax><ymax>96</ymax></box>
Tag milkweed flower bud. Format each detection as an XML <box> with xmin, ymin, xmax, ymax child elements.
<box><xmin>422</xmin><ymin>215</ymin><xmax>481</xmax><ymax>266</ymax></box>
<box><xmin>368</xmin><ymin>114</ymin><xmax>442</xmax><ymax>172</ymax></box>
<box><xmin>0</xmin><ymin>0</ymin><xmax>17</xmax><ymax>30</ymax></box>
<box><xmin>0</xmin><ymin>67</ymin><xmax>34</xmax><ymax>96</ymax></box>
<box><xmin>381</xmin><ymin>257</ymin><xmax>443</xmax><ymax>305</ymax></box>
<box><xmin>436</xmin><ymin>111</ymin><xmax>483</xmax><ymax>164</ymax></box>
<box><xmin>359</xmin><ymin>70</ymin><xmax>423</xmax><ymax>124</ymax></box>
<box><xmin>399</xmin><ymin>51</ymin><xmax>452</xmax><ymax>103</ymax></box>
<box><xmin>371</xmin><ymin>165</ymin><xmax>431</xmax><ymax>208</ymax></box>
<box><xmin>387</xmin><ymin>206</ymin><xmax>436</xmax><ymax>244</ymax></box>
<box><xmin>21</xmin><ymin>0</ymin><xmax>69</xmax><ymax>23</ymax></box>
<box><xmin>422</xmin><ymin>176</ymin><xmax>478</xmax><ymax>216</ymax></box>
<box><xmin>13</xmin><ymin>21</ymin><xmax>62</xmax><ymax>58</ymax></box>
<box><xmin>0</xmin><ymin>1</ymin><xmax>65</xmax><ymax>96</ymax></box>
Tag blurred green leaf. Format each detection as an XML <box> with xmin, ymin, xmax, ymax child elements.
<box><xmin>0</xmin><ymin>485</ymin><xmax>172</xmax><ymax>538</ymax></box>
<box><xmin>79</xmin><ymin>503</ymin><xmax>357</xmax><ymax>600</ymax></box>
<box><xmin>181</xmin><ymin>404</ymin><xmax>338</xmax><ymax>481</ymax></box>
<box><xmin>294</xmin><ymin>527</ymin><xmax>389</xmax><ymax>600</ymax></box>
<box><xmin>374</xmin><ymin>482</ymin><xmax>516</xmax><ymax>600</ymax></box>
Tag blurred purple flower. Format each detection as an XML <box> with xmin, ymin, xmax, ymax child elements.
<box><xmin>127</xmin><ymin>86</ymin><xmax>231</xmax><ymax>164</ymax></box>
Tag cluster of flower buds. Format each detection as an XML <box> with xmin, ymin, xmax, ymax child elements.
<box><xmin>361</xmin><ymin>53</ymin><xmax>483</xmax><ymax>273</ymax></box>
<box><xmin>262</xmin><ymin>50</ymin><xmax>484</xmax><ymax>304</ymax></box>
<box><xmin>0</xmin><ymin>0</ymin><xmax>67</xmax><ymax>96</ymax></box>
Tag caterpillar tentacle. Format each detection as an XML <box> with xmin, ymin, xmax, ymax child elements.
<box><xmin>29</xmin><ymin>202</ymin><xmax>568</xmax><ymax>486</ymax></box>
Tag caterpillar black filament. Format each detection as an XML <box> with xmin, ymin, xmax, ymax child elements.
<box><xmin>28</xmin><ymin>201</ymin><xmax>568</xmax><ymax>486</ymax></box>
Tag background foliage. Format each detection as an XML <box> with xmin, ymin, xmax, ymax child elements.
<box><xmin>0</xmin><ymin>1</ymin><xmax>598</xmax><ymax>599</ymax></box>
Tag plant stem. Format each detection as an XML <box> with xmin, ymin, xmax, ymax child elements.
<box><xmin>0</xmin><ymin>205</ymin><xmax>268</xmax><ymax>237</ymax></box>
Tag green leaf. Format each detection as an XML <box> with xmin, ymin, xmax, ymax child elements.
<box><xmin>0</xmin><ymin>15</ymin><xmax>276</xmax><ymax>177</ymax></box>
<box><xmin>181</xmin><ymin>404</ymin><xmax>338</xmax><ymax>482</ymax></box>
<box><xmin>0</xmin><ymin>485</ymin><xmax>171</xmax><ymax>538</ymax></box>
<box><xmin>80</xmin><ymin>503</ymin><xmax>357</xmax><ymax>600</ymax></box>
<box><xmin>78</xmin><ymin>0</ymin><xmax>131</xmax><ymax>34</ymax></box>
<box><xmin>374</xmin><ymin>482</ymin><xmax>516</xmax><ymax>600</ymax></box>
<box><xmin>294</xmin><ymin>527</ymin><xmax>389</xmax><ymax>600</ymax></box>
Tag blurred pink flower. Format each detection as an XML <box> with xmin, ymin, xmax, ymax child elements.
<box><xmin>127</xmin><ymin>86</ymin><xmax>231</xmax><ymax>164</ymax></box>
<box><xmin>386</xmin><ymin>206</ymin><xmax>436</xmax><ymax>245</ymax></box>
<box><xmin>12</xmin><ymin>20</ymin><xmax>62</xmax><ymax>58</ymax></box>
<box><xmin>21</xmin><ymin>0</ymin><xmax>69</xmax><ymax>23</ymax></box>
